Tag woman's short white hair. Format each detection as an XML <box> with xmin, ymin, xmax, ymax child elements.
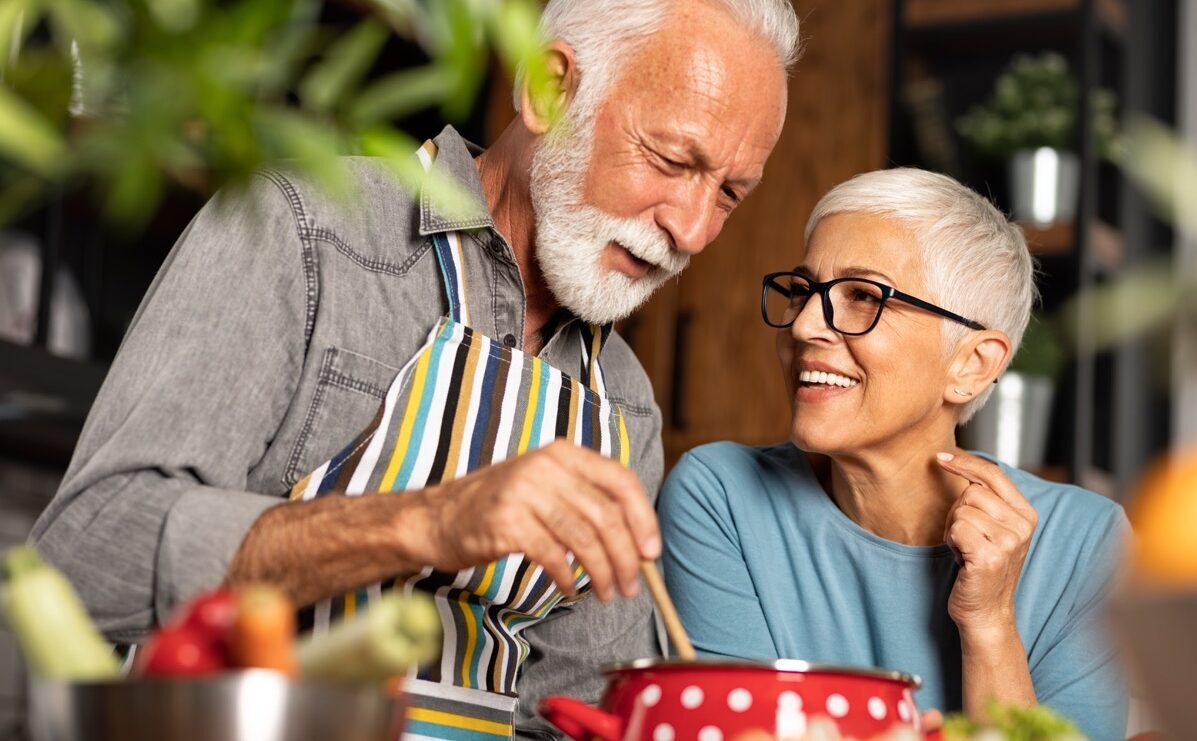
<box><xmin>804</xmin><ymin>168</ymin><xmax>1038</xmax><ymax>424</ymax></box>
<box><xmin>514</xmin><ymin>0</ymin><xmax>801</xmax><ymax>111</ymax></box>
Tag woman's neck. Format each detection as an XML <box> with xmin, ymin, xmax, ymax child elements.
<box><xmin>810</xmin><ymin>441</ymin><xmax>970</xmax><ymax>546</ymax></box>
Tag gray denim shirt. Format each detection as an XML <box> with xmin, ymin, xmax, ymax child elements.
<box><xmin>31</xmin><ymin>125</ymin><xmax>663</xmax><ymax>738</ymax></box>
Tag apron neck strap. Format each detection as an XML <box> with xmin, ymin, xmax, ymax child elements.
<box><xmin>579</xmin><ymin>323</ymin><xmax>613</xmax><ymax>394</ymax></box>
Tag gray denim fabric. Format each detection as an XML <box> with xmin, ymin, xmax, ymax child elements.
<box><xmin>30</xmin><ymin>126</ymin><xmax>663</xmax><ymax>737</ymax></box>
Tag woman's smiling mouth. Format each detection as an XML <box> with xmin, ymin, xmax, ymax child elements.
<box><xmin>798</xmin><ymin>369</ymin><xmax>859</xmax><ymax>388</ymax></box>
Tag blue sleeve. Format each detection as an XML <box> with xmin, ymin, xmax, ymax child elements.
<box><xmin>658</xmin><ymin>449</ymin><xmax>778</xmax><ymax>660</ymax></box>
<box><xmin>1031</xmin><ymin>508</ymin><xmax>1131</xmax><ymax>741</ymax></box>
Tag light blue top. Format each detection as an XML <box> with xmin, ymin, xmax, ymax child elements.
<box><xmin>659</xmin><ymin>442</ymin><xmax>1130</xmax><ymax>741</ymax></box>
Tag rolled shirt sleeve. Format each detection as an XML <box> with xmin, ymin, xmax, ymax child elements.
<box><xmin>30</xmin><ymin>174</ymin><xmax>309</xmax><ymax>640</ymax></box>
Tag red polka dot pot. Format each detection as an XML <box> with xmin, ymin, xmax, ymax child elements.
<box><xmin>540</xmin><ymin>659</ymin><xmax>935</xmax><ymax>741</ymax></box>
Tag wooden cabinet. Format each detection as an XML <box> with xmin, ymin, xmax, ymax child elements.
<box><xmin>620</xmin><ymin>0</ymin><xmax>893</xmax><ymax>468</ymax></box>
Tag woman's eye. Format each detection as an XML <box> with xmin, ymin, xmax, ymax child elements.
<box><xmin>850</xmin><ymin>289</ymin><xmax>881</xmax><ymax>303</ymax></box>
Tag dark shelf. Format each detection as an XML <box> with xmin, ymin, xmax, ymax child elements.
<box><xmin>0</xmin><ymin>340</ymin><xmax>107</xmax><ymax>467</ymax></box>
<box><xmin>904</xmin><ymin>0</ymin><xmax>1127</xmax><ymax>43</ymax></box>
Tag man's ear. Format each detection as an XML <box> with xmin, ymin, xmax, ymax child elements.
<box><xmin>945</xmin><ymin>330</ymin><xmax>1012</xmax><ymax>407</ymax></box>
<box><xmin>520</xmin><ymin>41</ymin><xmax>579</xmax><ymax>135</ymax></box>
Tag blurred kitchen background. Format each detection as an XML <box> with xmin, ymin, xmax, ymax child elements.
<box><xmin>1</xmin><ymin>0</ymin><xmax>1194</xmax><ymax>736</ymax></box>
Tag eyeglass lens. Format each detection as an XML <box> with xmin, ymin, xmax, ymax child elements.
<box><xmin>764</xmin><ymin>276</ymin><xmax>886</xmax><ymax>333</ymax></box>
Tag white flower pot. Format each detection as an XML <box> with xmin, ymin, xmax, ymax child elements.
<box><xmin>958</xmin><ymin>371</ymin><xmax>1055</xmax><ymax>469</ymax></box>
<box><xmin>1008</xmin><ymin>147</ymin><xmax>1080</xmax><ymax>225</ymax></box>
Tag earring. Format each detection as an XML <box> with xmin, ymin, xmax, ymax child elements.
<box><xmin>953</xmin><ymin>389</ymin><xmax>973</xmax><ymax>397</ymax></box>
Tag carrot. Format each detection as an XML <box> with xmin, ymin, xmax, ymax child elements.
<box><xmin>230</xmin><ymin>584</ymin><xmax>297</xmax><ymax>677</ymax></box>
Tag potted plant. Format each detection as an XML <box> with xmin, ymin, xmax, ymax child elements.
<box><xmin>956</xmin><ymin>52</ymin><xmax>1119</xmax><ymax>225</ymax></box>
<box><xmin>959</xmin><ymin>313</ymin><xmax>1065</xmax><ymax>469</ymax></box>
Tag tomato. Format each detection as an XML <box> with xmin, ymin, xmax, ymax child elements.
<box><xmin>136</xmin><ymin>626</ymin><xmax>223</xmax><ymax>676</ymax></box>
<box><xmin>178</xmin><ymin>590</ymin><xmax>238</xmax><ymax>652</ymax></box>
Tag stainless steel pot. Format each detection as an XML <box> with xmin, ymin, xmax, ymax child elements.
<box><xmin>28</xmin><ymin>669</ymin><xmax>405</xmax><ymax>741</ymax></box>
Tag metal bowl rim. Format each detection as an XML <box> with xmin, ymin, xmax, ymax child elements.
<box><xmin>604</xmin><ymin>658</ymin><xmax>922</xmax><ymax>688</ymax></box>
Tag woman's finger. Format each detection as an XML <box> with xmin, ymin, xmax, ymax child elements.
<box><xmin>956</xmin><ymin>483</ymin><xmax>1018</xmax><ymax>529</ymax></box>
<box><xmin>952</xmin><ymin>505</ymin><xmax>1024</xmax><ymax>555</ymax></box>
<box><xmin>937</xmin><ymin>451</ymin><xmax>1037</xmax><ymax>522</ymax></box>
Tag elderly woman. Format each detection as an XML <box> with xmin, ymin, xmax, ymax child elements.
<box><xmin>658</xmin><ymin>169</ymin><xmax>1129</xmax><ymax>741</ymax></box>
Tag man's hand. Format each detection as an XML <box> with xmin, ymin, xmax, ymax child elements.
<box><xmin>416</xmin><ymin>439</ymin><xmax>660</xmax><ymax>602</ymax></box>
<box><xmin>227</xmin><ymin>439</ymin><xmax>660</xmax><ymax>607</ymax></box>
<box><xmin>937</xmin><ymin>451</ymin><xmax>1038</xmax><ymax>636</ymax></box>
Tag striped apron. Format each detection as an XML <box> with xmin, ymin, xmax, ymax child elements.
<box><xmin>289</xmin><ymin>140</ymin><xmax>633</xmax><ymax>740</ymax></box>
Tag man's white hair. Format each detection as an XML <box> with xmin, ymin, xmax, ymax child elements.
<box><xmin>804</xmin><ymin>168</ymin><xmax>1038</xmax><ymax>424</ymax></box>
<box><xmin>514</xmin><ymin>0</ymin><xmax>801</xmax><ymax>111</ymax></box>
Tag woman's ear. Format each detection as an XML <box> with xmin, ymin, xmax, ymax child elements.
<box><xmin>945</xmin><ymin>330</ymin><xmax>1012</xmax><ymax>407</ymax></box>
<box><xmin>520</xmin><ymin>41</ymin><xmax>579</xmax><ymax>136</ymax></box>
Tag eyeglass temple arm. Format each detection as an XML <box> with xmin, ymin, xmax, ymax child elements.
<box><xmin>890</xmin><ymin>289</ymin><xmax>987</xmax><ymax>331</ymax></box>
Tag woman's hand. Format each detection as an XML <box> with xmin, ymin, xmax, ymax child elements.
<box><xmin>936</xmin><ymin>451</ymin><xmax>1038</xmax><ymax>637</ymax></box>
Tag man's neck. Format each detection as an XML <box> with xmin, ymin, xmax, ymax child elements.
<box><xmin>474</xmin><ymin>122</ymin><xmax>560</xmax><ymax>353</ymax></box>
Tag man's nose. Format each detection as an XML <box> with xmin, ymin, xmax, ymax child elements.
<box><xmin>655</xmin><ymin>181</ymin><xmax>719</xmax><ymax>256</ymax></box>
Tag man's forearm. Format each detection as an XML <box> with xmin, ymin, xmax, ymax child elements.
<box><xmin>960</xmin><ymin>624</ymin><xmax>1037</xmax><ymax>719</ymax></box>
<box><xmin>225</xmin><ymin>491</ymin><xmax>437</xmax><ymax>607</ymax></box>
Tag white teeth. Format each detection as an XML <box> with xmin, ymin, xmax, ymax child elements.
<box><xmin>798</xmin><ymin>370</ymin><xmax>859</xmax><ymax>388</ymax></box>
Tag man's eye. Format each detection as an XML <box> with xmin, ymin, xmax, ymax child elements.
<box><xmin>721</xmin><ymin>186</ymin><xmax>740</xmax><ymax>204</ymax></box>
<box><xmin>658</xmin><ymin>153</ymin><xmax>685</xmax><ymax>170</ymax></box>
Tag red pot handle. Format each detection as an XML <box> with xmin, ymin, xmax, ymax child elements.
<box><xmin>538</xmin><ymin>696</ymin><xmax>623</xmax><ymax>741</ymax></box>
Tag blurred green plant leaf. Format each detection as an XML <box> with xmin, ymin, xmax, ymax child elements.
<box><xmin>299</xmin><ymin>19</ymin><xmax>388</xmax><ymax>113</ymax></box>
<box><xmin>254</xmin><ymin>106</ymin><xmax>352</xmax><ymax>198</ymax></box>
<box><xmin>0</xmin><ymin>0</ymin><xmax>546</xmax><ymax>228</ymax></box>
<box><xmin>1060</xmin><ymin>259</ymin><xmax>1184</xmax><ymax>351</ymax></box>
<box><xmin>1121</xmin><ymin>115</ymin><xmax>1197</xmax><ymax>239</ymax></box>
<box><xmin>350</xmin><ymin>63</ymin><xmax>455</xmax><ymax>127</ymax></box>
<box><xmin>146</xmin><ymin>0</ymin><xmax>199</xmax><ymax>33</ymax></box>
<box><xmin>0</xmin><ymin>85</ymin><xmax>66</xmax><ymax>175</ymax></box>
<box><xmin>0</xmin><ymin>0</ymin><xmax>41</xmax><ymax>67</ymax></box>
<box><xmin>357</xmin><ymin>124</ymin><xmax>482</xmax><ymax>223</ymax></box>
<box><xmin>42</xmin><ymin>0</ymin><xmax>122</xmax><ymax>52</ymax></box>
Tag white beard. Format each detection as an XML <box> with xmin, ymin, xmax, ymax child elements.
<box><xmin>528</xmin><ymin>109</ymin><xmax>689</xmax><ymax>325</ymax></box>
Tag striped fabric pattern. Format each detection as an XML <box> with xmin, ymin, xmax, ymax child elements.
<box><xmin>288</xmin><ymin>139</ymin><xmax>634</xmax><ymax>741</ymax></box>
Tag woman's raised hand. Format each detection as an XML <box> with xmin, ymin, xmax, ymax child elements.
<box><xmin>936</xmin><ymin>451</ymin><xmax>1039</xmax><ymax>637</ymax></box>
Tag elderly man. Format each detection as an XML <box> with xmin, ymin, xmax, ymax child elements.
<box><xmin>32</xmin><ymin>0</ymin><xmax>796</xmax><ymax>736</ymax></box>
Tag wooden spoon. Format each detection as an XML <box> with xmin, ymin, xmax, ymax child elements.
<box><xmin>639</xmin><ymin>561</ymin><xmax>697</xmax><ymax>660</ymax></box>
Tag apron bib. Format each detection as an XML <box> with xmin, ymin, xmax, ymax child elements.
<box><xmin>289</xmin><ymin>140</ymin><xmax>633</xmax><ymax>740</ymax></box>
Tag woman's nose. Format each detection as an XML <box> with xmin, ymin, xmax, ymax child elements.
<box><xmin>790</xmin><ymin>292</ymin><xmax>835</xmax><ymax>340</ymax></box>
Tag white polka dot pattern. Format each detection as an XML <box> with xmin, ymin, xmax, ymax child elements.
<box><xmin>727</xmin><ymin>688</ymin><xmax>753</xmax><ymax>712</ymax></box>
<box><xmin>681</xmin><ymin>685</ymin><xmax>705</xmax><ymax>709</ymax></box>
<box><xmin>868</xmin><ymin>696</ymin><xmax>887</xmax><ymax>720</ymax></box>
<box><xmin>652</xmin><ymin>723</ymin><xmax>674</xmax><ymax>741</ymax></box>
<box><xmin>898</xmin><ymin>699</ymin><xmax>912</xmax><ymax>721</ymax></box>
<box><xmin>778</xmin><ymin>691</ymin><xmax>802</xmax><ymax>710</ymax></box>
<box><xmin>698</xmin><ymin>727</ymin><xmax>724</xmax><ymax>741</ymax></box>
<box><xmin>826</xmin><ymin>693</ymin><xmax>849</xmax><ymax>718</ymax></box>
<box><xmin>641</xmin><ymin>684</ymin><xmax>662</xmax><ymax>707</ymax></box>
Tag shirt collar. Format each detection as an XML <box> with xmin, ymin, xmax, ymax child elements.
<box><xmin>418</xmin><ymin>125</ymin><xmax>496</xmax><ymax>236</ymax></box>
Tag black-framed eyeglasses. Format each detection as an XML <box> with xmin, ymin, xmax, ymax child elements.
<box><xmin>761</xmin><ymin>272</ymin><xmax>987</xmax><ymax>335</ymax></box>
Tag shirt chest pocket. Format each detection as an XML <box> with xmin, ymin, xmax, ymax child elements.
<box><xmin>284</xmin><ymin>346</ymin><xmax>401</xmax><ymax>488</ymax></box>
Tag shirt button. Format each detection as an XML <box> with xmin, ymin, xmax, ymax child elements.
<box><xmin>502</xmin><ymin>333</ymin><xmax>517</xmax><ymax>348</ymax></box>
